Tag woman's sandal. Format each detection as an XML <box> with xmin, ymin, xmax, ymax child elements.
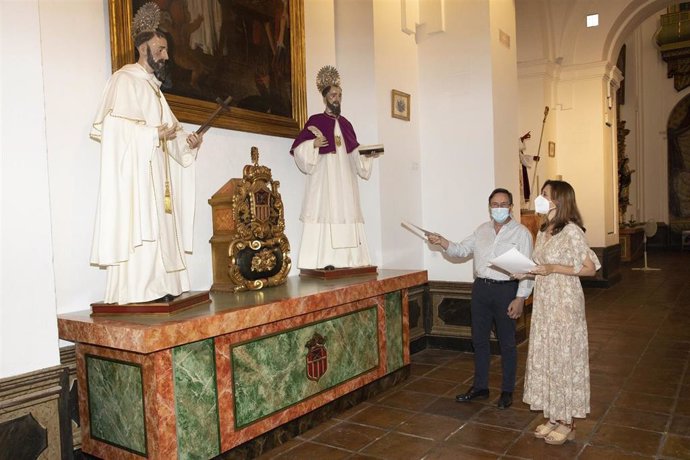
<box><xmin>544</xmin><ymin>423</ymin><xmax>576</xmax><ymax>445</ymax></box>
<box><xmin>534</xmin><ymin>420</ymin><xmax>559</xmax><ymax>438</ymax></box>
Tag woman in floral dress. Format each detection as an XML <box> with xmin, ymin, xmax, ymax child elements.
<box><xmin>522</xmin><ymin>180</ymin><xmax>600</xmax><ymax>445</ymax></box>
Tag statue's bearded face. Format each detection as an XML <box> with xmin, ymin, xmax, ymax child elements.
<box><xmin>324</xmin><ymin>86</ymin><xmax>342</xmax><ymax>116</ymax></box>
<box><xmin>145</xmin><ymin>36</ymin><xmax>169</xmax><ymax>84</ymax></box>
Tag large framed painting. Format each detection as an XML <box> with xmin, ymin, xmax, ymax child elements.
<box><xmin>108</xmin><ymin>0</ymin><xmax>306</xmax><ymax>138</ymax></box>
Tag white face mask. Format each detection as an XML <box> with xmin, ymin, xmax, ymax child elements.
<box><xmin>534</xmin><ymin>195</ymin><xmax>552</xmax><ymax>215</ymax></box>
<box><xmin>490</xmin><ymin>207</ymin><xmax>510</xmax><ymax>224</ymax></box>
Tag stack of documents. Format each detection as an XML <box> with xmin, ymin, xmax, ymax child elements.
<box><xmin>488</xmin><ymin>248</ymin><xmax>535</xmax><ymax>274</ymax></box>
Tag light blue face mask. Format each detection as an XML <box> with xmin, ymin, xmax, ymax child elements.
<box><xmin>490</xmin><ymin>207</ymin><xmax>510</xmax><ymax>223</ymax></box>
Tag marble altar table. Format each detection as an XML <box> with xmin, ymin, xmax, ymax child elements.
<box><xmin>57</xmin><ymin>269</ymin><xmax>427</xmax><ymax>459</ymax></box>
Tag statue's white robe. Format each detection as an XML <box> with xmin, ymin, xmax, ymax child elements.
<box><xmin>293</xmin><ymin>120</ymin><xmax>373</xmax><ymax>269</ymax></box>
<box><xmin>90</xmin><ymin>64</ymin><xmax>198</xmax><ymax>304</ymax></box>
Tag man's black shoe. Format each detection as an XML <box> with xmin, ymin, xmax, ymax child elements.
<box><xmin>497</xmin><ymin>391</ymin><xmax>513</xmax><ymax>409</ymax></box>
<box><xmin>455</xmin><ymin>387</ymin><xmax>489</xmax><ymax>402</ymax></box>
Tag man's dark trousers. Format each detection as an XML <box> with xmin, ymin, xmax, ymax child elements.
<box><xmin>470</xmin><ymin>278</ymin><xmax>519</xmax><ymax>392</ymax></box>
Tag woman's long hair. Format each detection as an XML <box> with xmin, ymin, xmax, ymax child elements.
<box><xmin>539</xmin><ymin>180</ymin><xmax>586</xmax><ymax>235</ymax></box>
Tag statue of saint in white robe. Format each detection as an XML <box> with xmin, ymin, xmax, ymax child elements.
<box><xmin>90</xmin><ymin>64</ymin><xmax>198</xmax><ymax>304</ymax></box>
<box><xmin>292</xmin><ymin>117</ymin><xmax>374</xmax><ymax>269</ymax></box>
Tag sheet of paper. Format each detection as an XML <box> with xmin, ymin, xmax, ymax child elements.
<box><xmin>401</xmin><ymin>221</ymin><xmax>437</xmax><ymax>241</ymax></box>
<box><xmin>488</xmin><ymin>247</ymin><xmax>536</xmax><ymax>274</ymax></box>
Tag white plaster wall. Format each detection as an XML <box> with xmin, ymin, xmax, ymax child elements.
<box><xmin>371</xmin><ymin>1</ymin><xmax>424</xmax><ymax>270</ymax></box>
<box><xmin>489</xmin><ymin>0</ymin><xmax>520</xmax><ymax>199</ymax></box>
<box><xmin>556</xmin><ymin>68</ymin><xmax>609</xmax><ymax>247</ymax></box>
<box><xmin>1</xmin><ymin>1</ymin><xmax>60</xmax><ymax>378</ymax></box>
<box><xmin>417</xmin><ymin>0</ymin><xmax>495</xmax><ymax>282</ymax></box>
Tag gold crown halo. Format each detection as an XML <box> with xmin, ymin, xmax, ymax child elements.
<box><xmin>132</xmin><ymin>2</ymin><xmax>161</xmax><ymax>38</ymax></box>
<box><xmin>316</xmin><ymin>65</ymin><xmax>341</xmax><ymax>93</ymax></box>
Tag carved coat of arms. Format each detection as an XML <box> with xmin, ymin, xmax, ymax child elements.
<box><xmin>305</xmin><ymin>333</ymin><xmax>328</xmax><ymax>382</ymax></box>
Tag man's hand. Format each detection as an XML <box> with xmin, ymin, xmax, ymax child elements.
<box><xmin>426</xmin><ymin>233</ymin><xmax>449</xmax><ymax>250</ymax></box>
<box><xmin>186</xmin><ymin>132</ymin><xmax>203</xmax><ymax>149</ymax></box>
<box><xmin>158</xmin><ymin>123</ymin><xmax>178</xmax><ymax>141</ymax></box>
<box><xmin>507</xmin><ymin>297</ymin><xmax>525</xmax><ymax>319</ymax></box>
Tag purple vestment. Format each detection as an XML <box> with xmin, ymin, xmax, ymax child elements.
<box><xmin>290</xmin><ymin>113</ymin><xmax>360</xmax><ymax>155</ymax></box>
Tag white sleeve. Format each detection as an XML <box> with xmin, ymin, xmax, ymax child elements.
<box><xmin>163</xmin><ymin>130</ymin><xmax>198</xmax><ymax>168</ymax></box>
<box><xmin>351</xmin><ymin>148</ymin><xmax>374</xmax><ymax>180</ymax></box>
<box><xmin>293</xmin><ymin>139</ymin><xmax>320</xmax><ymax>174</ymax></box>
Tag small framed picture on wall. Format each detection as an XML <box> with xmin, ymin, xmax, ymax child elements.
<box><xmin>548</xmin><ymin>141</ymin><xmax>556</xmax><ymax>157</ymax></box>
<box><xmin>391</xmin><ymin>90</ymin><xmax>411</xmax><ymax>121</ymax></box>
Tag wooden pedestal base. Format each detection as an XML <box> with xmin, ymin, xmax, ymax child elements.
<box><xmin>299</xmin><ymin>265</ymin><xmax>378</xmax><ymax>280</ymax></box>
<box><xmin>90</xmin><ymin>291</ymin><xmax>210</xmax><ymax>315</ymax></box>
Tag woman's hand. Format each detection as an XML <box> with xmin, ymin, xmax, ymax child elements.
<box><xmin>531</xmin><ymin>264</ymin><xmax>555</xmax><ymax>276</ymax></box>
<box><xmin>511</xmin><ymin>273</ymin><xmax>530</xmax><ymax>280</ymax></box>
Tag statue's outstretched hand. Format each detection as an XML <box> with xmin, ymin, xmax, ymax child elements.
<box><xmin>308</xmin><ymin>126</ymin><xmax>328</xmax><ymax>148</ymax></box>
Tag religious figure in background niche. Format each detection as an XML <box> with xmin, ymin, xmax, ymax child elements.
<box><xmin>519</xmin><ymin>131</ymin><xmax>540</xmax><ymax>209</ymax></box>
<box><xmin>290</xmin><ymin>66</ymin><xmax>380</xmax><ymax>270</ymax></box>
<box><xmin>617</xmin><ymin>120</ymin><xmax>635</xmax><ymax>224</ymax></box>
<box><xmin>90</xmin><ymin>2</ymin><xmax>204</xmax><ymax>304</ymax></box>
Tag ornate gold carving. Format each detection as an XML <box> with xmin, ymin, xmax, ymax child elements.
<box><xmin>211</xmin><ymin>146</ymin><xmax>291</xmax><ymax>292</ymax></box>
<box><xmin>251</xmin><ymin>248</ymin><xmax>277</xmax><ymax>272</ymax></box>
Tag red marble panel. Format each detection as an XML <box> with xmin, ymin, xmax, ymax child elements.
<box><xmin>215</xmin><ymin>334</ymin><xmax>235</xmax><ymax>452</ymax></box>
<box><xmin>377</xmin><ymin>295</ymin><xmax>389</xmax><ymax>371</ymax></box>
<box><xmin>150</xmin><ymin>350</ymin><xmax>177</xmax><ymax>458</ymax></box>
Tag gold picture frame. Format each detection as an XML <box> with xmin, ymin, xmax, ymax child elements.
<box><xmin>548</xmin><ymin>141</ymin><xmax>556</xmax><ymax>157</ymax></box>
<box><xmin>391</xmin><ymin>89</ymin><xmax>411</xmax><ymax>121</ymax></box>
<box><xmin>108</xmin><ymin>0</ymin><xmax>307</xmax><ymax>138</ymax></box>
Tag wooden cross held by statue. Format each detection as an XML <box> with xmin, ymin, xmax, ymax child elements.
<box><xmin>195</xmin><ymin>96</ymin><xmax>233</xmax><ymax>135</ymax></box>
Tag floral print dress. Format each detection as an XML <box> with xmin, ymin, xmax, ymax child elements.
<box><xmin>523</xmin><ymin>223</ymin><xmax>601</xmax><ymax>423</ymax></box>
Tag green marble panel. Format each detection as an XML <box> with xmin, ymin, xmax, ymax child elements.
<box><xmin>385</xmin><ymin>291</ymin><xmax>404</xmax><ymax>373</ymax></box>
<box><xmin>86</xmin><ymin>355</ymin><xmax>146</xmax><ymax>455</ymax></box>
<box><xmin>172</xmin><ymin>339</ymin><xmax>220</xmax><ymax>460</ymax></box>
<box><xmin>232</xmin><ymin>306</ymin><xmax>379</xmax><ymax>427</ymax></box>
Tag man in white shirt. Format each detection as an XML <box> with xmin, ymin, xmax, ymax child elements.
<box><xmin>427</xmin><ymin>188</ymin><xmax>533</xmax><ymax>409</ymax></box>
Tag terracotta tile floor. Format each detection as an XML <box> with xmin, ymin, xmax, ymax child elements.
<box><xmin>259</xmin><ymin>250</ymin><xmax>690</xmax><ymax>459</ymax></box>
